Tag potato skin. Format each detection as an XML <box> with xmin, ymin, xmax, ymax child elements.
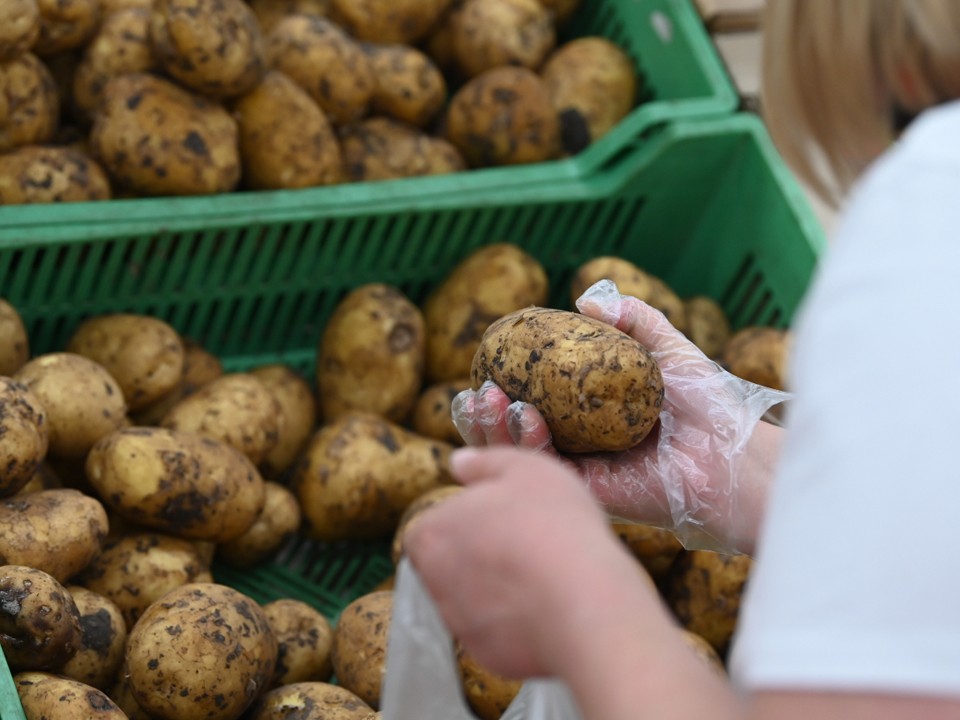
<box><xmin>331</xmin><ymin>591</ymin><xmax>393</xmax><ymax>709</ymax></box>
<box><xmin>611</xmin><ymin>520</ymin><xmax>683</xmax><ymax>584</ymax></box>
<box><xmin>340</xmin><ymin>117</ymin><xmax>465</xmax><ymax>182</ymax></box>
<box><xmin>0</xmin><ymin>565</ymin><xmax>82</xmax><ymax>671</ymax></box>
<box><xmin>15</xmin><ymin>671</ymin><xmax>128</xmax><ymax>719</ymax></box>
<box><xmin>67</xmin><ymin>314</ymin><xmax>185</xmax><ymax>412</ymax></box>
<box><xmin>410</xmin><ymin>378</ymin><xmax>472</xmax><ymax>446</ymax></box>
<box><xmin>457</xmin><ymin>645</ymin><xmax>522</xmax><ymax>720</ymax></box>
<box><xmin>329</xmin><ymin>0</ymin><xmax>453</xmax><ymax>44</ymax></box>
<box><xmin>245</xmin><ymin>682</ymin><xmax>373</xmax><ymax>720</ymax></box>
<box><xmin>262</xmin><ymin>599</ymin><xmax>334</xmax><ymax>686</ymax></box>
<box><xmin>0</xmin><ymin>298</ymin><xmax>29</xmax><ymax>376</ymax></box>
<box><xmin>294</xmin><ymin>412</ymin><xmax>454</xmax><ymax>541</ymax></box>
<box><xmin>316</xmin><ymin>283</ymin><xmax>425</xmax><ymax>424</ymax></box>
<box><xmin>215</xmin><ymin>480</ymin><xmax>302</xmax><ymax>568</ymax></box>
<box><xmin>85</xmin><ymin>427</ymin><xmax>266</xmax><ymax>542</ymax></box>
<box><xmin>0</xmin><ymin>377</ymin><xmax>48</xmax><ymax>498</ymax></box>
<box><xmin>125</xmin><ymin>582</ymin><xmax>278</xmax><ymax>720</ymax></box>
<box><xmin>0</xmin><ymin>145</ymin><xmax>112</xmax><ymax>204</ymax></box>
<box><xmin>248</xmin><ymin>0</ymin><xmax>330</xmax><ymax>34</ymax></box>
<box><xmin>249</xmin><ymin>364</ymin><xmax>317</xmax><ymax>480</ymax></box>
<box><xmin>472</xmin><ymin>307</ymin><xmax>664</xmax><ymax>453</ymax></box>
<box><xmin>91</xmin><ymin>73</ymin><xmax>241</xmax><ymax>196</ymax></box>
<box><xmin>0</xmin><ymin>53</ymin><xmax>60</xmax><ymax>153</ymax></box>
<box><xmin>132</xmin><ymin>337</ymin><xmax>223</xmax><ymax>426</ymax></box>
<box><xmin>722</xmin><ymin>327</ymin><xmax>790</xmax><ymax>391</ymax></box>
<box><xmin>390</xmin><ymin>484</ymin><xmax>465</xmax><ymax>565</ymax></box>
<box><xmin>57</xmin><ymin>586</ymin><xmax>128</xmax><ymax>690</ymax></box>
<box><xmin>452</xmin><ymin>0</ymin><xmax>555</xmax><ymax>78</ymax></box>
<box><xmin>365</xmin><ymin>44</ymin><xmax>447</xmax><ymax>129</ymax></box>
<box><xmin>34</xmin><ymin>0</ymin><xmax>101</xmax><ymax>55</ymax></box>
<box><xmin>0</xmin><ymin>489</ymin><xmax>109</xmax><ymax>582</ymax></box>
<box><xmin>684</xmin><ymin>295</ymin><xmax>731</xmax><ymax>360</ymax></box>
<box><xmin>0</xmin><ymin>0</ymin><xmax>40</xmax><ymax>61</ymax></box>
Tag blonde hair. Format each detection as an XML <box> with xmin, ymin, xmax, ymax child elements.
<box><xmin>762</xmin><ymin>0</ymin><xmax>960</xmax><ymax>206</ymax></box>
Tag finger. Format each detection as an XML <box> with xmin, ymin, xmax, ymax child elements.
<box><xmin>449</xmin><ymin>445</ymin><xmax>571</xmax><ymax>487</ymax></box>
<box><xmin>505</xmin><ymin>401</ymin><xmax>557</xmax><ymax>454</ymax></box>
<box><xmin>475</xmin><ymin>380</ymin><xmax>515</xmax><ymax>445</ymax></box>
<box><xmin>451</xmin><ymin>389</ymin><xmax>487</xmax><ymax>446</ymax></box>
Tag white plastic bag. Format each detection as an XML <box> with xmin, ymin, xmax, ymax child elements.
<box><xmin>381</xmin><ymin>559</ymin><xmax>584</xmax><ymax>720</ymax></box>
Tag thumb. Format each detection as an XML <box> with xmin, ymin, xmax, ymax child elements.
<box><xmin>449</xmin><ymin>446</ymin><xmax>563</xmax><ymax>487</ymax></box>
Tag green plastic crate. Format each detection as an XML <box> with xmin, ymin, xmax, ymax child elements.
<box><xmin>0</xmin><ymin>112</ymin><xmax>824</xmax><ymax>714</ymax></box>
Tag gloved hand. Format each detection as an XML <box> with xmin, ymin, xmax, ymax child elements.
<box><xmin>451</xmin><ymin>280</ymin><xmax>790</xmax><ymax>554</ymax></box>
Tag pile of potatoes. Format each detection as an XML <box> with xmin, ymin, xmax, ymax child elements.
<box><xmin>0</xmin><ymin>0</ymin><xmax>644</xmax><ymax>204</ymax></box>
<box><xmin>0</xmin><ymin>245</ymin><xmax>787</xmax><ymax>718</ymax></box>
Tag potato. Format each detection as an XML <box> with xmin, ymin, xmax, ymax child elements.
<box><xmin>410</xmin><ymin>378</ymin><xmax>472</xmax><ymax>446</ymax></box>
<box><xmin>681</xmin><ymin>629</ymin><xmax>726</xmax><ymax>676</ymax></box>
<box><xmin>66</xmin><ymin>314</ymin><xmax>185</xmax><ymax>412</ymax></box>
<box><xmin>391</xmin><ymin>484</ymin><xmax>465</xmax><ymax>565</ymax></box>
<box><xmin>684</xmin><ymin>295</ymin><xmax>731</xmax><ymax>360</ymax></box>
<box><xmin>248</xmin><ymin>0</ymin><xmax>329</xmax><ymax>34</ymax></box>
<box><xmin>151</xmin><ymin>0</ymin><xmax>265</xmax><ymax>98</ymax></box>
<box><xmin>125</xmin><ymin>582</ymin><xmax>278</xmax><ymax>720</ymax></box>
<box><xmin>423</xmin><ymin>243</ymin><xmax>549</xmax><ymax>382</ymax></box>
<box><xmin>262</xmin><ymin>599</ymin><xmax>334</xmax><ymax>686</ymax></box>
<box><xmin>421</xmin><ymin>3</ymin><xmax>461</xmax><ymax>73</ymax></box>
<box><xmin>216</xmin><ymin>481</ymin><xmax>302</xmax><ymax>568</ymax></box>
<box><xmin>472</xmin><ymin>306</ymin><xmax>664</xmax><ymax>453</ymax></box>
<box><xmin>249</xmin><ymin>364</ymin><xmax>317</xmax><ymax>480</ymax></box>
<box><xmin>34</xmin><ymin>0</ymin><xmax>101</xmax><ymax>55</ymax></box>
<box><xmin>0</xmin><ymin>145</ymin><xmax>112</xmax><ymax>204</ymax></box>
<box><xmin>0</xmin><ymin>489</ymin><xmax>108</xmax><ymax>582</ymax></box>
<box><xmin>0</xmin><ymin>298</ymin><xmax>29</xmax><ymax>376</ymax></box>
<box><xmin>539</xmin><ymin>0</ymin><xmax>581</xmax><ymax>24</ymax></box>
<box><xmin>316</xmin><ymin>283</ymin><xmax>425</xmax><ymax>424</ymax></box>
<box><xmin>15</xmin><ymin>671</ymin><xmax>128</xmax><ymax>719</ymax></box>
<box><xmin>57</xmin><ymin>586</ymin><xmax>128</xmax><ymax>690</ymax></box>
<box><xmin>13</xmin><ymin>462</ymin><xmax>62</xmax><ymax>496</ymax></box>
<box><xmin>101</xmin><ymin>0</ymin><xmax>152</xmax><ymax>11</ymax></box>
<box><xmin>452</xmin><ymin>0</ymin><xmax>555</xmax><ymax>78</ymax></box>
<box><xmin>365</xmin><ymin>44</ymin><xmax>447</xmax><ymax>129</ymax></box>
<box><xmin>340</xmin><ymin>117</ymin><xmax>465</xmax><ymax>182</ymax></box>
<box><xmin>328</xmin><ymin>0</ymin><xmax>453</xmax><ymax>44</ymax></box>
<box><xmin>0</xmin><ymin>377</ymin><xmax>48</xmax><ymax>498</ymax></box>
<box><xmin>235</xmin><ymin>70</ymin><xmax>343</xmax><ymax>190</ymax></box>
<box><xmin>0</xmin><ymin>565</ymin><xmax>81</xmax><ymax>671</ymax></box>
<box><xmin>132</xmin><ymin>336</ymin><xmax>223</xmax><ymax>426</ymax></box>
<box><xmin>0</xmin><ymin>0</ymin><xmax>40</xmax><ymax>61</ymax></box>
<box><xmin>611</xmin><ymin>520</ymin><xmax>683</xmax><ymax>584</ymax></box>
<box><xmin>722</xmin><ymin>326</ymin><xmax>791</xmax><ymax>391</ymax></box>
<box><xmin>265</xmin><ymin>15</ymin><xmax>375</xmax><ymax>126</ymax></box>
<box><xmin>91</xmin><ymin>73</ymin><xmax>241</xmax><ymax>196</ymax></box>
<box><xmin>664</xmin><ymin>550</ymin><xmax>753</xmax><ymax>657</ymax></box>
<box><xmin>541</xmin><ymin>37</ymin><xmax>637</xmax><ymax>154</ymax></box>
<box><xmin>106</xmin><ymin>667</ymin><xmax>153</xmax><ymax>720</ymax></box>
<box><xmin>457</xmin><ymin>644</ymin><xmax>522</xmax><ymax>720</ymax></box>
<box><xmin>73</xmin><ymin>7</ymin><xmax>157</xmax><ymax>120</ymax></box>
<box><xmin>14</xmin><ymin>352</ymin><xmax>127</xmax><ymax>459</ymax></box>
<box><xmin>293</xmin><ymin>412</ymin><xmax>454</xmax><ymax>541</ymax></box>
<box><xmin>445</xmin><ymin>66</ymin><xmax>560</xmax><ymax>167</ymax></box>
<box><xmin>160</xmin><ymin>373</ymin><xmax>282</xmax><ymax>464</ymax></box>
<box><xmin>330</xmin><ymin>590</ymin><xmax>392</xmax><ymax>709</ymax></box>
<box><xmin>245</xmin><ymin>682</ymin><xmax>374</xmax><ymax>720</ymax></box>
<box><xmin>77</xmin><ymin>532</ymin><xmax>214</xmax><ymax>630</ymax></box>
<box><xmin>0</xmin><ymin>53</ymin><xmax>59</xmax><ymax>153</ymax></box>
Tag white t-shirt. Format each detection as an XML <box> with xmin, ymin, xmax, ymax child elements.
<box><xmin>729</xmin><ymin>101</ymin><xmax>960</xmax><ymax>696</ymax></box>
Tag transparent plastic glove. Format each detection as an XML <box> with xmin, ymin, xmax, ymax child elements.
<box><xmin>451</xmin><ymin>280</ymin><xmax>791</xmax><ymax>554</ymax></box>
<box><xmin>381</xmin><ymin>559</ymin><xmax>582</xmax><ymax>720</ymax></box>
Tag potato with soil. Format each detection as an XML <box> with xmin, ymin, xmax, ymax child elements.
<box><xmin>472</xmin><ymin>307</ymin><xmax>664</xmax><ymax>453</ymax></box>
<box><xmin>85</xmin><ymin>427</ymin><xmax>266</xmax><ymax>542</ymax></box>
<box><xmin>328</xmin><ymin>0</ymin><xmax>453</xmax><ymax>44</ymax></box>
<box><xmin>14</xmin><ymin>352</ymin><xmax>127</xmax><ymax>459</ymax></box>
<box><xmin>410</xmin><ymin>378</ymin><xmax>472</xmax><ymax>446</ymax></box>
<box><xmin>316</xmin><ymin>283</ymin><xmax>425</xmax><ymax>424</ymax></box>
<box><xmin>77</xmin><ymin>532</ymin><xmax>213</xmax><ymax>630</ymax></box>
<box><xmin>294</xmin><ymin>412</ymin><xmax>454</xmax><ymax>541</ymax></box>
<box><xmin>262</xmin><ymin>599</ymin><xmax>334</xmax><ymax>686</ymax></box>
<box><xmin>684</xmin><ymin>295</ymin><xmax>731</xmax><ymax>360</ymax></box>
<box><xmin>15</xmin><ymin>671</ymin><xmax>128</xmax><ymax>719</ymax></box>
<box><xmin>249</xmin><ymin>364</ymin><xmax>317</xmax><ymax>480</ymax></box>
<box><xmin>0</xmin><ymin>298</ymin><xmax>29</xmax><ymax>376</ymax></box>
<box><xmin>457</xmin><ymin>645</ymin><xmax>522</xmax><ymax>720</ymax></box>
<box><xmin>451</xmin><ymin>0</ymin><xmax>555</xmax><ymax>78</ymax></box>
<box><xmin>151</xmin><ymin>0</ymin><xmax>265</xmax><ymax>98</ymax></box>
<box><xmin>0</xmin><ymin>53</ymin><xmax>60</xmax><ymax>153</ymax></box>
<box><xmin>539</xmin><ymin>0</ymin><xmax>581</xmax><ymax>24</ymax></box>
<box><xmin>33</xmin><ymin>0</ymin><xmax>101</xmax><ymax>56</ymax></box>
<box><xmin>265</xmin><ymin>15</ymin><xmax>376</xmax><ymax>126</ymax></box>
<box><xmin>249</xmin><ymin>0</ymin><xmax>330</xmax><ymax>33</ymax></box>
<box><xmin>0</xmin><ymin>489</ymin><xmax>109</xmax><ymax>582</ymax></box>
<box><xmin>91</xmin><ymin>73</ymin><xmax>241</xmax><ymax>197</ymax></box>
<box><xmin>133</xmin><ymin>337</ymin><xmax>223</xmax><ymax>426</ymax></box>
<box><xmin>331</xmin><ymin>590</ymin><xmax>393</xmax><ymax>709</ymax></box>
<box><xmin>0</xmin><ymin>377</ymin><xmax>48</xmax><ymax>498</ymax></box>
<box><xmin>56</xmin><ymin>586</ymin><xmax>128</xmax><ymax>690</ymax></box>
<box><xmin>365</xmin><ymin>44</ymin><xmax>447</xmax><ymax>129</ymax></box>
<box><xmin>0</xmin><ymin>0</ymin><xmax>40</xmax><ymax>61</ymax></box>
<box><xmin>160</xmin><ymin>373</ymin><xmax>282</xmax><ymax>465</ymax></box>
<box><xmin>246</xmin><ymin>682</ymin><xmax>374</xmax><ymax>720</ymax></box>
<box><xmin>722</xmin><ymin>326</ymin><xmax>791</xmax><ymax>391</ymax></box>
<box><xmin>681</xmin><ymin>629</ymin><xmax>726</xmax><ymax>676</ymax></box>
<box><xmin>446</xmin><ymin>66</ymin><xmax>560</xmax><ymax>167</ymax></box>
<box><xmin>340</xmin><ymin>117</ymin><xmax>465</xmax><ymax>182</ymax></box>
<box><xmin>541</xmin><ymin>37</ymin><xmax>637</xmax><ymax>154</ymax></box>
<box><xmin>0</xmin><ymin>145</ymin><xmax>112</xmax><ymax>204</ymax></box>
<box><xmin>125</xmin><ymin>582</ymin><xmax>278</xmax><ymax>720</ymax></box>
<box><xmin>423</xmin><ymin>243</ymin><xmax>549</xmax><ymax>382</ymax></box>
<box><xmin>216</xmin><ymin>481</ymin><xmax>302</xmax><ymax>568</ymax></box>
<box><xmin>235</xmin><ymin>70</ymin><xmax>343</xmax><ymax>190</ymax></box>
<box><xmin>0</xmin><ymin>565</ymin><xmax>82</xmax><ymax>671</ymax></box>
<box><xmin>391</xmin><ymin>484</ymin><xmax>465</xmax><ymax>565</ymax></box>
<box><xmin>67</xmin><ymin>314</ymin><xmax>185</xmax><ymax>412</ymax></box>
<box><xmin>611</xmin><ymin>520</ymin><xmax>684</xmax><ymax>584</ymax></box>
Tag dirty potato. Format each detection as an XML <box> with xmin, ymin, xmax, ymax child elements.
<box><xmin>365</xmin><ymin>44</ymin><xmax>447</xmax><ymax>129</ymax></box>
<box><xmin>67</xmin><ymin>313</ymin><xmax>185</xmax><ymax>412</ymax></box>
<box><xmin>15</xmin><ymin>671</ymin><xmax>128</xmax><ymax>719</ymax></box>
<box><xmin>33</xmin><ymin>0</ymin><xmax>101</xmax><ymax>55</ymax></box>
<box><xmin>472</xmin><ymin>306</ymin><xmax>664</xmax><ymax>453</ymax></box>
<box><xmin>331</xmin><ymin>590</ymin><xmax>393</xmax><ymax>709</ymax></box>
<box><xmin>611</xmin><ymin>520</ymin><xmax>684</xmax><ymax>584</ymax></box>
<box><xmin>91</xmin><ymin>73</ymin><xmax>241</xmax><ymax>196</ymax></box>
<box><xmin>539</xmin><ymin>0</ymin><xmax>581</xmax><ymax>24</ymax></box>
<box><xmin>0</xmin><ymin>145</ymin><xmax>112</xmax><ymax>204</ymax></box>
<box><xmin>390</xmin><ymin>484</ymin><xmax>465</xmax><ymax>564</ymax></box>
<box><xmin>0</xmin><ymin>377</ymin><xmax>47</xmax><ymax>498</ymax></box>
<box><xmin>451</xmin><ymin>0</ymin><xmax>555</xmax><ymax>78</ymax></box>
<box><xmin>316</xmin><ymin>283</ymin><xmax>425</xmax><ymax>424</ymax></box>
<box><xmin>457</xmin><ymin>644</ymin><xmax>522</xmax><ymax>720</ymax></box>
<box><xmin>0</xmin><ymin>0</ymin><xmax>40</xmax><ymax>61</ymax></box>
<box><xmin>684</xmin><ymin>295</ymin><xmax>731</xmax><ymax>360</ymax></box>
<box><xmin>132</xmin><ymin>337</ymin><xmax>223</xmax><ymax>426</ymax></box>
<box><xmin>262</xmin><ymin>599</ymin><xmax>334</xmax><ymax>686</ymax></box>
<box><xmin>12</xmin><ymin>462</ymin><xmax>62</xmax><ymax>496</ymax></box>
<box><xmin>681</xmin><ymin>629</ymin><xmax>726</xmax><ymax>676</ymax></box>
<box><xmin>245</xmin><ymin>682</ymin><xmax>374</xmax><ymax>720</ymax></box>
<box><xmin>410</xmin><ymin>378</ymin><xmax>472</xmax><ymax>446</ymax></box>
<box><xmin>722</xmin><ymin>326</ymin><xmax>791</xmax><ymax>391</ymax></box>
<box><xmin>14</xmin><ymin>352</ymin><xmax>127</xmax><ymax>459</ymax></box>
<box><xmin>445</xmin><ymin>66</ymin><xmax>560</xmax><ymax>167</ymax></box>
<box><xmin>248</xmin><ymin>0</ymin><xmax>330</xmax><ymax>34</ymax></box>
<box><xmin>340</xmin><ymin>117</ymin><xmax>465</xmax><ymax>182</ymax></box>
<box><xmin>125</xmin><ymin>582</ymin><xmax>278</xmax><ymax>720</ymax></box>
<box><xmin>151</xmin><ymin>0</ymin><xmax>265</xmax><ymax>98</ymax></box>
<box><xmin>249</xmin><ymin>364</ymin><xmax>317</xmax><ymax>480</ymax></box>
<box><xmin>216</xmin><ymin>481</ymin><xmax>302</xmax><ymax>568</ymax></box>
<box><xmin>294</xmin><ymin>412</ymin><xmax>454</xmax><ymax>542</ymax></box>
<box><xmin>265</xmin><ymin>15</ymin><xmax>376</xmax><ymax>125</ymax></box>
<box><xmin>57</xmin><ymin>586</ymin><xmax>128</xmax><ymax>690</ymax></box>
<box><xmin>0</xmin><ymin>52</ymin><xmax>60</xmax><ymax>153</ymax></box>
<box><xmin>0</xmin><ymin>565</ymin><xmax>82</xmax><ymax>671</ymax></box>
<box><xmin>0</xmin><ymin>298</ymin><xmax>29</xmax><ymax>376</ymax></box>
<box><xmin>328</xmin><ymin>0</ymin><xmax>453</xmax><ymax>44</ymax></box>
